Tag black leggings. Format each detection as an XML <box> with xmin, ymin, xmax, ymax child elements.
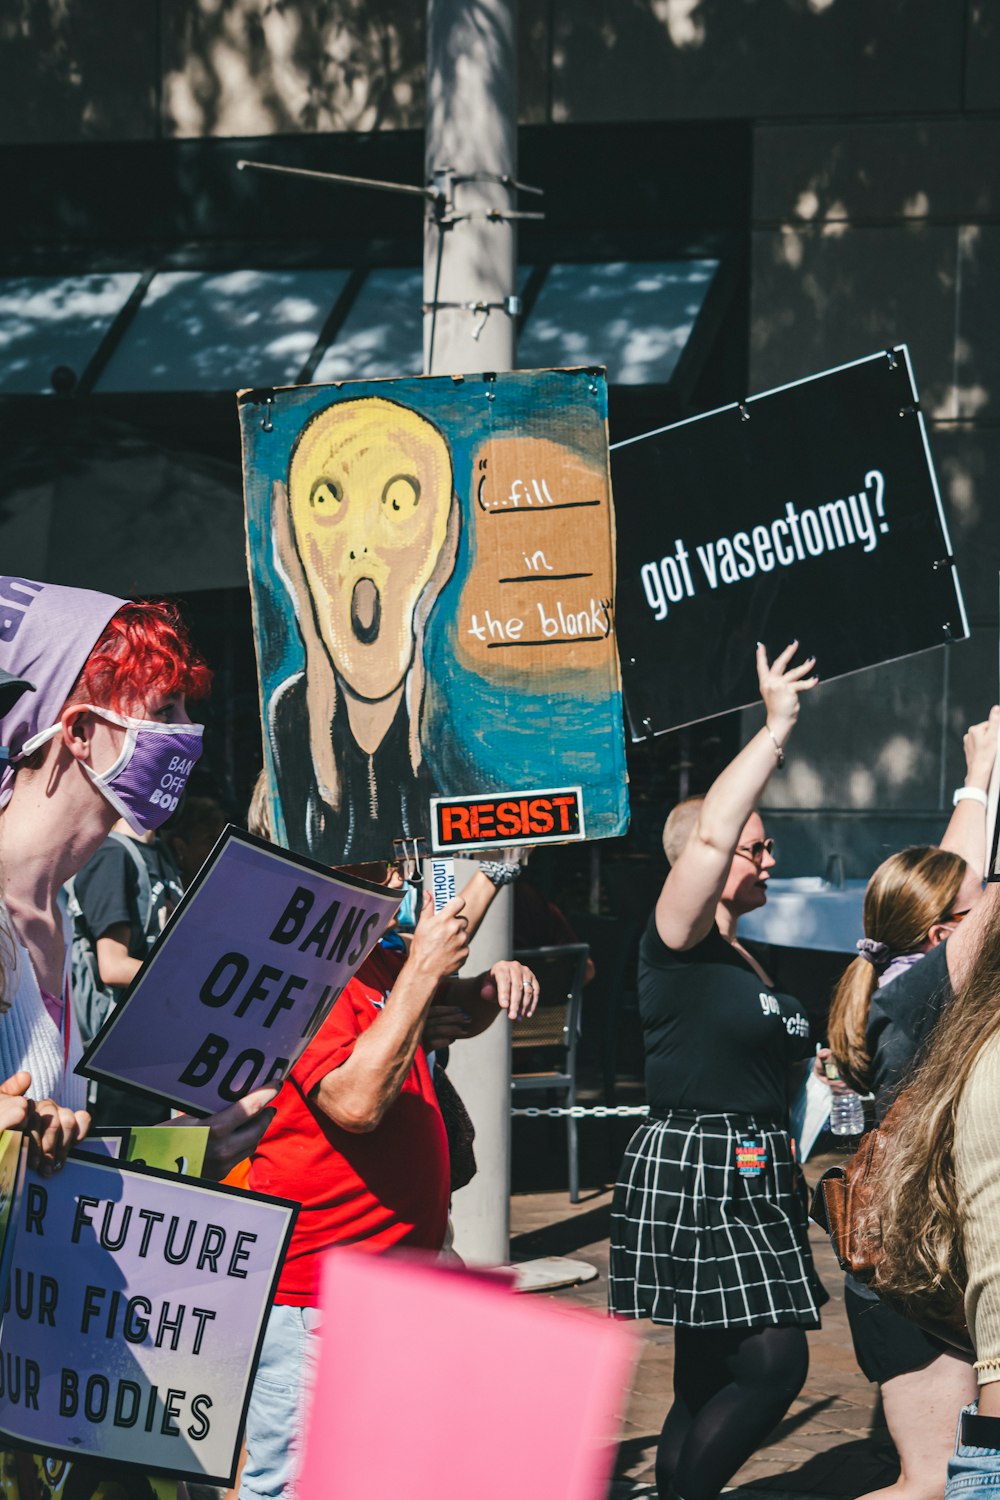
<box><xmin>657</xmin><ymin>1324</ymin><xmax>809</xmax><ymax>1500</ymax></box>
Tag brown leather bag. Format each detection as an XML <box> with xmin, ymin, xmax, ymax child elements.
<box><xmin>810</xmin><ymin>1119</ymin><xmax>889</xmax><ymax>1279</ymax></box>
<box><xmin>810</xmin><ymin>1095</ymin><xmax>972</xmax><ymax>1352</ymax></box>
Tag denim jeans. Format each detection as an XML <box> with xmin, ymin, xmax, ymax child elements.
<box><xmin>240</xmin><ymin>1303</ymin><xmax>322</xmax><ymax>1500</ymax></box>
<box><xmin>946</xmin><ymin>1402</ymin><xmax>1000</xmax><ymax>1497</ymax></box>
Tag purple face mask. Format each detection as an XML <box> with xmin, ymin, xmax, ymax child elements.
<box><xmin>22</xmin><ymin>706</ymin><xmax>204</xmax><ymax>833</ymax></box>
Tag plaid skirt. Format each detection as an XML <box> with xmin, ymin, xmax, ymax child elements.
<box><xmin>609</xmin><ymin>1110</ymin><xmax>826</xmax><ymax>1330</ymax></box>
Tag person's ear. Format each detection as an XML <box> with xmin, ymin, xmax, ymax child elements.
<box><xmin>926</xmin><ymin>922</ymin><xmax>951</xmax><ymax>948</ymax></box>
<box><xmin>59</xmin><ymin>705</ymin><xmax>96</xmax><ymax>763</ymax></box>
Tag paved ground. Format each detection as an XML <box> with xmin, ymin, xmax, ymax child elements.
<box><xmin>509</xmin><ymin>1147</ymin><xmax>899</xmax><ymax>1500</ymax></box>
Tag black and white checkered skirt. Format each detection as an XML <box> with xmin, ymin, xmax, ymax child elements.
<box><xmin>609</xmin><ymin>1110</ymin><xmax>826</xmax><ymax>1329</ymax></box>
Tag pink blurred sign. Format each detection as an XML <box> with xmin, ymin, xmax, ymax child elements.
<box><xmin>297</xmin><ymin>1251</ymin><xmax>637</xmax><ymax>1500</ymax></box>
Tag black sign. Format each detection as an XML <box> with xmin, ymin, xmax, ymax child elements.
<box><xmin>612</xmin><ymin>347</ymin><xmax>968</xmax><ymax>738</ymax></box>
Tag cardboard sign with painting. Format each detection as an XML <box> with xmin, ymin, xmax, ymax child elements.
<box><xmin>239</xmin><ymin>369</ymin><xmax>629</xmax><ymax>865</ymax></box>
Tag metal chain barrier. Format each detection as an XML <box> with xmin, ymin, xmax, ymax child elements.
<box><xmin>510</xmin><ymin>1104</ymin><xmax>650</xmax><ymax>1119</ymax></box>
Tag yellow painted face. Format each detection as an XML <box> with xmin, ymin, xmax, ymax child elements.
<box><xmin>288</xmin><ymin>398</ymin><xmax>454</xmax><ymax>701</ymax></box>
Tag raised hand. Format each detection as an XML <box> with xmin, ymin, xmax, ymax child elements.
<box><xmin>756</xmin><ymin>641</ymin><xmax>819</xmax><ymax>738</ymax></box>
<box><xmin>963</xmin><ymin>706</ymin><xmax>1000</xmax><ymax>791</ymax></box>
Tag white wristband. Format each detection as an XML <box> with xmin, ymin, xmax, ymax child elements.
<box><xmin>953</xmin><ymin>786</ymin><xmax>989</xmax><ymax>809</ymax></box>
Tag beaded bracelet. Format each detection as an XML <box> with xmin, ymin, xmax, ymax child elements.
<box><xmin>479</xmin><ymin>860</ymin><xmax>523</xmax><ymax>887</ymax></box>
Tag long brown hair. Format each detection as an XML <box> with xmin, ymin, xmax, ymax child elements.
<box><xmin>827</xmin><ymin>846</ymin><xmax>965</xmax><ymax>1091</ymax></box>
<box><xmin>873</xmin><ymin>897</ymin><xmax>1000</xmax><ymax>1322</ymax></box>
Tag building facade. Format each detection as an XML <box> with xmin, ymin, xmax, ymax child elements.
<box><xmin>0</xmin><ymin>1</ymin><xmax>997</xmax><ymax>877</ymax></box>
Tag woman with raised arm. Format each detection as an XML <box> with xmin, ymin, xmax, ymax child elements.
<box><xmin>609</xmin><ymin>642</ymin><xmax>823</xmax><ymax>1500</ymax></box>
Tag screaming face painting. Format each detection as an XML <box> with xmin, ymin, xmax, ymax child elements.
<box><xmin>269</xmin><ymin>397</ymin><xmax>459</xmax><ymax>861</ymax></box>
<box><xmin>288</xmin><ymin>399</ymin><xmax>456</xmax><ymax>696</ymax></box>
<box><xmin>241</xmin><ymin>370</ymin><xmax>630</xmax><ymax>864</ymax></box>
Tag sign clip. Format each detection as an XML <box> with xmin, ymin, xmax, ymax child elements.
<box><xmin>392</xmin><ymin>836</ymin><xmax>428</xmax><ymax>884</ymax></box>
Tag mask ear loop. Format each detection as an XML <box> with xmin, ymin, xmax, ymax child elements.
<box><xmin>0</xmin><ymin>723</ymin><xmax>63</xmax><ymax>806</ymax></box>
<box><xmin>18</xmin><ymin>721</ymin><xmax>64</xmax><ymax>758</ymax></box>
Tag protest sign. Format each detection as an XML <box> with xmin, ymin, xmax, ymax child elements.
<box><xmin>240</xmin><ymin>368</ymin><xmax>629</xmax><ymax>863</ymax></box>
<box><xmin>0</xmin><ymin>1146</ymin><xmax>295</xmax><ymax>1485</ymax></box>
<box><xmin>613</xmin><ymin>346</ymin><xmax>969</xmax><ymax>737</ymax></box>
<box><xmin>0</xmin><ymin>1132</ymin><xmax>22</xmax><ymax>1299</ymax></box>
<box><xmin>76</xmin><ymin>1127</ymin><xmax>210</xmax><ymax>1178</ymax></box>
<box><xmin>80</xmin><ymin>827</ymin><xmax>401</xmax><ymax>1117</ymax></box>
<box><xmin>297</xmin><ymin>1251</ymin><xmax>637</xmax><ymax>1500</ymax></box>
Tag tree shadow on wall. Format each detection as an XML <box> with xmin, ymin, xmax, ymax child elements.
<box><xmin>0</xmin><ymin>0</ymin><xmax>426</xmax><ymax>142</ymax></box>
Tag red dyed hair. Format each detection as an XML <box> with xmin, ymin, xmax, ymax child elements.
<box><xmin>70</xmin><ymin>600</ymin><xmax>212</xmax><ymax>712</ymax></box>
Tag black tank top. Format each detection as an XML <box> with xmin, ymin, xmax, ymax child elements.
<box><xmin>639</xmin><ymin>913</ymin><xmax>811</xmax><ymax>1119</ymax></box>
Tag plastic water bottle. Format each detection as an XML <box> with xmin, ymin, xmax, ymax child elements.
<box><xmin>829</xmin><ymin>1089</ymin><xmax>866</xmax><ymax>1137</ymax></box>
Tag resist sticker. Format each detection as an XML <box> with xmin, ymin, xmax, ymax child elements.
<box><xmin>430</xmin><ymin>787</ymin><xmax>584</xmax><ymax>853</ymax></box>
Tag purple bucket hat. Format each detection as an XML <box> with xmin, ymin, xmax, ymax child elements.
<box><xmin>0</xmin><ymin>578</ymin><xmax>125</xmax><ymax>763</ymax></box>
<box><xmin>0</xmin><ymin>669</ymin><xmax>34</xmax><ymax>726</ymax></box>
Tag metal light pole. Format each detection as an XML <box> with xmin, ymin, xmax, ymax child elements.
<box><xmin>424</xmin><ymin>0</ymin><xmax>519</xmax><ymax>1266</ymax></box>
<box><xmin>241</xmin><ymin>2</ymin><xmax>532</xmax><ymax>1264</ymax></box>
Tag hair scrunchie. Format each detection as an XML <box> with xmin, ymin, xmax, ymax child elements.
<box><xmin>856</xmin><ymin>937</ymin><xmax>893</xmax><ymax>973</ymax></box>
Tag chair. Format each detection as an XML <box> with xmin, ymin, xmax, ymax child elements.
<box><xmin>567</xmin><ymin>911</ymin><xmax>644</xmax><ymax>1106</ymax></box>
<box><xmin>510</xmin><ymin>943</ymin><xmax>590</xmax><ymax>1203</ymax></box>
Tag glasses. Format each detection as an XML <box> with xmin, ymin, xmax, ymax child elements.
<box><xmin>735</xmin><ymin>838</ymin><xmax>776</xmax><ymax>867</ymax></box>
<box><xmin>944</xmin><ymin>907</ymin><xmax>971</xmax><ymax>925</ymax></box>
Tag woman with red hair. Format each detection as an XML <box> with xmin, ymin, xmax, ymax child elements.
<box><xmin>0</xmin><ymin>577</ymin><xmax>276</xmax><ymax>1173</ymax></box>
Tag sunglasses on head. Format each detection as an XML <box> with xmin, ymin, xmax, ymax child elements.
<box><xmin>736</xmin><ymin>838</ymin><xmax>776</xmax><ymax>866</ymax></box>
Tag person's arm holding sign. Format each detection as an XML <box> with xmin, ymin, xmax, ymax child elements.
<box><xmin>190</xmin><ymin>1086</ymin><xmax>279</xmax><ymax>1179</ymax></box>
<box><xmin>312</xmin><ymin>894</ymin><xmax>470</xmax><ymax>1133</ymax></box>
<box><xmin>0</xmin><ymin>1069</ymin><xmax>88</xmax><ymax>1173</ymax></box>
<box><xmin>655</xmin><ymin>642</ymin><xmax>818</xmax><ymax>953</ymax></box>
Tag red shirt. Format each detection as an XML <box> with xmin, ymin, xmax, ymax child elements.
<box><xmin>250</xmin><ymin>944</ymin><xmax>450</xmax><ymax>1306</ymax></box>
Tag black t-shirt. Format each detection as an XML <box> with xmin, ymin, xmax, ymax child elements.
<box><xmin>639</xmin><ymin>914</ymin><xmax>812</xmax><ymax>1119</ymax></box>
<box><xmin>73</xmin><ymin>834</ymin><xmax>182</xmax><ymax>1129</ymax></box>
<box><xmin>74</xmin><ymin>835</ymin><xmax>182</xmax><ymax>967</ymax></box>
<box><xmin>866</xmin><ymin>941</ymin><xmax>953</xmax><ymax>1120</ymax></box>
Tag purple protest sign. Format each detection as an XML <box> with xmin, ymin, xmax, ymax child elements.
<box><xmin>0</xmin><ymin>1149</ymin><xmax>295</xmax><ymax>1484</ymax></box>
<box><xmin>79</xmin><ymin>827</ymin><xmax>402</xmax><ymax>1116</ymax></box>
